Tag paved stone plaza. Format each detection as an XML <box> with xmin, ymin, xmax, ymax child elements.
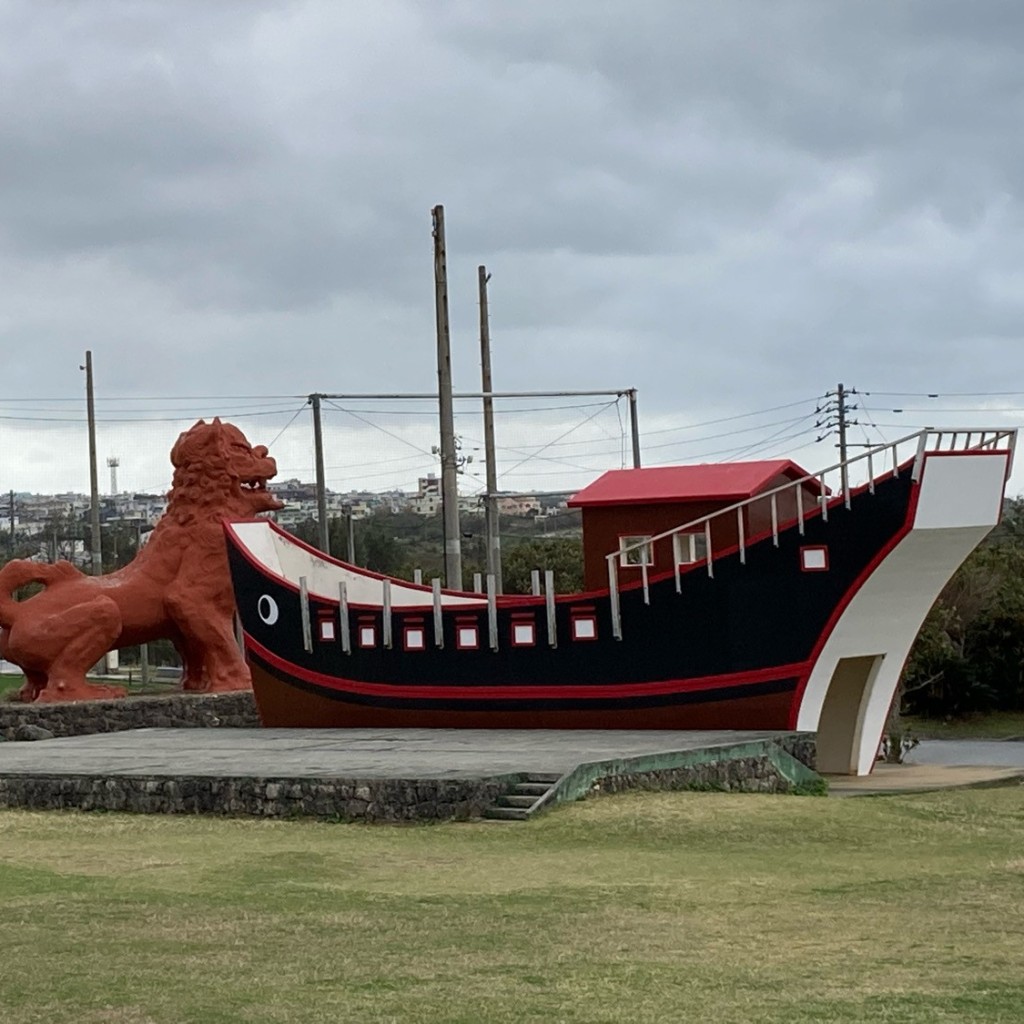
<box><xmin>0</xmin><ymin>727</ymin><xmax>797</xmax><ymax>779</ymax></box>
<box><xmin>0</xmin><ymin>727</ymin><xmax>820</xmax><ymax>820</ymax></box>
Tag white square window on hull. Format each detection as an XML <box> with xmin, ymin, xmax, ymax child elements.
<box><xmin>801</xmin><ymin>546</ymin><xmax>828</xmax><ymax>571</ymax></box>
<box><xmin>513</xmin><ymin>622</ymin><xmax>535</xmax><ymax>646</ymax></box>
<box><xmin>572</xmin><ymin>617</ymin><xmax>597</xmax><ymax>641</ymax></box>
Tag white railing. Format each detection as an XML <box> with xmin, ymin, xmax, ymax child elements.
<box><xmin>606</xmin><ymin>428</ymin><xmax>1017</xmax><ymax>640</ymax></box>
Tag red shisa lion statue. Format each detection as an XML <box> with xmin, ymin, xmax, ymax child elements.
<box><xmin>0</xmin><ymin>419</ymin><xmax>283</xmax><ymax>703</ymax></box>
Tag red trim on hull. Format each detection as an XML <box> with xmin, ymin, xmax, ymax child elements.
<box><xmin>243</xmin><ymin>632</ymin><xmax>808</xmax><ymax>703</ymax></box>
<box><xmin>249</xmin><ymin>663</ymin><xmax>795</xmax><ymax>730</ymax></box>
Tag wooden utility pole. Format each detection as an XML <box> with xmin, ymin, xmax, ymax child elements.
<box><xmin>83</xmin><ymin>351</ymin><xmax>102</xmax><ymax>576</ymax></box>
<box><xmin>432</xmin><ymin>205</ymin><xmax>462</xmax><ymax>590</ymax></box>
<box><xmin>627</xmin><ymin>389</ymin><xmax>642</xmax><ymax>468</ymax></box>
<box><xmin>836</xmin><ymin>382</ymin><xmax>849</xmax><ymax>463</ymax></box>
<box><xmin>311</xmin><ymin>393</ymin><xmax>330</xmax><ymax>555</ymax></box>
<box><xmin>478</xmin><ymin>265</ymin><xmax>502</xmax><ymax>593</ymax></box>
<box><xmin>82</xmin><ymin>350</ymin><xmax>108</xmax><ymax>674</ymax></box>
<box><xmin>817</xmin><ymin>383</ymin><xmax>858</xmax><ymax>496</ymax></box>
<box><xmin>837</xmin><ymin>382</ymin><xmax>849</xmax><ymax>496</ymax></box>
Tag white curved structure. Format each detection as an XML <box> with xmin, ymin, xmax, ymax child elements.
<box><xmin>797</xmin><ymin>449</ymin><xmax>1012</xmax><ymax>774</ymax></box>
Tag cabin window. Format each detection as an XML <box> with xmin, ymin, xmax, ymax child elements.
<box><xmin>619</xmin><ymin>535</ymin><xmax>653</xmax><ymax>567</ymax></box>
<box><xmin>800</xmin><ymin>545</ymin><xmax>829</xmax><ymax>572</ymax></box>
<box><xmin>571</xmin><ymin>613</ymin><xmax>598</xmax><ymax>642</ymax></box>
<box><xmin>673</xmin><ymin>531</ymin><xmax>708</xmax><ymax>565</ymax></box>
<box><xmin>358</xmin><ymin>617</ymin><xmax>377</xmax><ymax>648</ymax></box>
<box><xmin>318</xmin><ymin>617</ymin><xmax>336</xmax><ymax>642</ymax></box>
<box><xmin>404</xmin><ymin>626</ymin><xmax>426</xmax><ymax>651</ymax></box>
<box><xmin>511</xmin><ymin>615</ymin><xmax>536</xmax><ymax>648</ymax></box>
<box><xmin>456</xmin><ymin>622</ymin><xmax>480</xmax><ymax>650</ymax></box>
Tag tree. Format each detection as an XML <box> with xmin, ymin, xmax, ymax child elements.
<box><xmin>502</xmin><ymin>537</ymin><xmax>584</xmax><ymax>595</ymax></box>
<box><xmin>897</xmin><ymin>498</ymin><xmax>1024</xmax><ymax>720</ymax></box>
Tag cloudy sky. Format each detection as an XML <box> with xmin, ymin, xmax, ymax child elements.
<box><xmin>2</xmin><ymin>0</ymin><xmax>1024</xmax><ymax>498</ymax></box>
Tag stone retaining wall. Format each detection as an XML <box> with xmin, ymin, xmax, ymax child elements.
<box><xmin>777</xmin><ymin>733</ymin><xmax>817</xmax><ymax>772</ymax></box>
<box><xmin>0</xmin><ymin>773</ymin><xmax>513</xmax><ymax>822</ymax></box>
<box><xmin>588</xmin><ymin>754</ymin><xmax>815</xmax><ymax>798</ymax></box>
<box><xmin>0</xmin><ymin>692</ymin><xmax>259</xmax><ymax>741</ymax></box>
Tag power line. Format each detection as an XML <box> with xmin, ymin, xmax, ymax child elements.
<box><xmin>717</xmin><ymin>412</ymin><xmax>821</xmax><ymax>462</ymax></box>
<box><xmin>0</xmin><ymin>394</ymin><xmax>306</xmax><ymax>403</ymax></box>
<box><xmin>266</xmin><ymin>403</ymin><xmax>310</xmax><ymax>450</ymax></box>
<box><xmin>636</xmin><ymin>397</ymin><xmax>821</xmax><ymax>437</ymax></box>
<box><xmin>323</xmin><ymin>400</ymin><xmax>436</xmax><ymax>459</ymax></box>
<box><xmin>862</xmin><ymin>406</ymin><xmax>1024</xmax><ymax>414</ymax></box>
<box><xmin>0</xmin><ymin>404</ymin><xmax>311</xmax><ymax>424</ymax></box>
<box><xmin>497</xmin><ymin>399</ymin><xmax>624</xmax><ymax>483</ymax></box>
<box><xmin>863</xmin><ymin>390</ymin><xmax>1024</xmax><ymax>398</ymax></box>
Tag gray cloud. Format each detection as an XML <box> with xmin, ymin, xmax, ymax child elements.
<box><xmin>3</xmin><ymin>0</ymin><xmax>1024</xmax><ymax>494</ymax></box>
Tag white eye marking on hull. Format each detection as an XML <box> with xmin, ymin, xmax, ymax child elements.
<box><xmin>258</xmin><ymin>595</ymin><xmax>279</xmax><ymax>625</ymax></box>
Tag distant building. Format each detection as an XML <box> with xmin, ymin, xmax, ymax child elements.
<box><xmin>496</xmin><ymin>494</ymin><xmax>541</xmax><ymax>517</ymax></box>
<box><xmin>410</xmin><ymin>474</ymin><xmax>442</xmax><ymax>516</ymax></box>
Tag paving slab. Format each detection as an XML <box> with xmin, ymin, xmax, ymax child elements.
<box><xmin>0</xmin><ymin>727</ymin><xmax>797</xmax><ymax>781</ymax></box>
<box><xmin>827</xmin><ymin>739</ymin><xmax>1024</xmax><ymax>796</ymax></box>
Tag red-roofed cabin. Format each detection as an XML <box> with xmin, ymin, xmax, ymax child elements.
<box><xmin>567</xmin><ymin>460</ymin><xmax>823</xmax><ymax>590</ymax></box>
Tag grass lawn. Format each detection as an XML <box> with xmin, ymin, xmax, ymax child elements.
<box><xmin>0</xmin><ymin>674</ymin><xmax>24</xmax><ymax>699</ymax></box>
<box><xmin>0</xmin><ymin>787</ymin><xmax>1022</xmax><ymax>1023</ymax></box>
<box><xmin>904</xmin><ymin>710</ymin><xmax>1024</xmax><ymax>740</ymax></box>
<box><xmin>0</xmin><ymin>674</ymin><xmax>181</xmax><ymax>701</ymax></box>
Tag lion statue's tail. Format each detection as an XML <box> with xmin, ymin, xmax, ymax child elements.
<box><xmin>0</xmin><ymin>560</ymin><xmax>82</xmax><ymax>629</ymax></box>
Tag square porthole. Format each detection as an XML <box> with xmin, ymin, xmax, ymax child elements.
<box><xmin>457</xmin><ymin>624</ymin><xmax>480</xmax><ymax>650</ymax></box>
<box><xmin>571</xmin><ymin>615</ymin><xmax>598</xmax><ymax>641</ymax></box>
<box><xmin>358</xmin><ymin>623</ymin><xmax>377</xmax><ymax>648</ymax></box>
<box><xmin>318</xmin><ymin>618</ymin><xmax>336</xmax><ymax>642</ymax></box>
<box><xmin>801</xmin><ymin>546</ymin><xmax>829</xmax><ymax>572</ymax></box>
<box><xmin>511</xmin><ymin>620</ymin><xmax>536</xmax><ymax>647</ymax></box>
<box><xmin>404</xmin><ymin>626</ymin><xmax>426</xmax><ymax>651</ymax></box>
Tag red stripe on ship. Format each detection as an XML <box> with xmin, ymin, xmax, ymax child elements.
<box><xmin>244</xmin><ymin>633</ymin><xmax>806</xmax><ymax>703</ymax></box>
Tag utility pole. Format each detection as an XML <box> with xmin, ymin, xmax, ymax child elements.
<box><xmin>816</xmin><ymin>383</ymin><xmax>859</xmax><ymax>496</ymax></box>
<box><xmin>837</xmin><ymin>382</ymin><xmax>849</xmax><ymax>468</ymax></box>
<box><xmin>82</xmin><ymin>351</ymin><xmax>103</xmax><ymax>576</ymax></box>
<box><xmin>478</xmin><ymin>264</ymin><xmax>502</xmax><ymax>593</ymax></box>
<box><xmin>627</xmin><ymin>389</ymin><xmax>642</xmax><ymax>468</ymax></box>
<box><xmin>8</xmin><ymin>490</ymin><xmax>14</xmax><ymax>552</ymax></box>
<box><xmin>343</xmin><ymin>503</ymin><xmax>356</xmax><ymax>563</ymax></box>
<box><xmin>432</xmin><ymin>204</ymin><xmax>462</xmax><ymax>590</ymax></box>
<box><xmin>82</xmin><ymin>350</ymin><xmax>107</xmax><ymax>674</ymax></box>
<box><xmin>310</xmin><ymin>393</ymin><xmax>330</xmax><ymax>555</ymax></box>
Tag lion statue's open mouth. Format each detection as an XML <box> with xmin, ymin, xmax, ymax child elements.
<box><xmin>0</xmin><ymin>418</ymin><xmax>286</xmax><ymax>702</ymax></box>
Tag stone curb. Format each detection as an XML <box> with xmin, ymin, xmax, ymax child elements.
<box><xmin>0</xmin><ymin>692</ymin><xmax>260</xmax><ymax>741</ymax></box>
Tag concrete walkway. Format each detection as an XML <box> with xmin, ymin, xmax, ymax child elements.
<box><xmin>4</xmin><ymin>730</ymin><xmax>1018</xmax><ymax>800</ymax></box>
<box><xmin>827</xmin><ymin>739</ymin><xmax>1024</xmax><ymax>796</ymax></box>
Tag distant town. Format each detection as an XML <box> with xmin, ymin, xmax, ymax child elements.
<box><xmin>3</xmin><ymin>473</ymin><xmax>574</xmax><ymax>564</ymax></box>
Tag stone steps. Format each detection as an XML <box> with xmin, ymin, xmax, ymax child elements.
<box><xmin>482</xmin><ymin>773</ymin><xmax>561</xmax><ymax>821</ymax></box>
